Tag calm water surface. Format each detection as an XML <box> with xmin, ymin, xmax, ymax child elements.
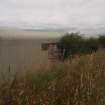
<box><xmin>0</xmin><ymin>39</ymin><xmax>48</xmax><ymax>75</ymax></box>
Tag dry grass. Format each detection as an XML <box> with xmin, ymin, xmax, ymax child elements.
<box><xmin>0</xmin><ymin>50</ymin><xmax>105</xmax><ymax>105</ymax></box>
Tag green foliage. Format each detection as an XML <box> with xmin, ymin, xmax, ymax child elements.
<box><xmin>83</xmin><ymin>37</ymin><xmax>99</xmax><ymax>53</ymax></box>
<box><xmin>58</xmin><ymin>33</ymin><xmax>105</xmax><ymax>60</ymax></box>
<box><xmin>58</xmin><ymin>32</ymin><xmax>84</xmax><ymax>59</ymax></box>
<box><xmin>98</xmin><ymin>35</ymin><xmax>105</xmax><ymax>48</ymax></box>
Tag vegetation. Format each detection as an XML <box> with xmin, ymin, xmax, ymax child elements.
<box><xmin>58</xmin><ymin>33</ymin><xmax>105</xmax><ymax>60</ymax></box>
<box><xmin>0</xmin><ymin>32</ymin><xmax>105</xmax><ymax>105</ymax></box>
<box><xmin>98</xmin><ymin>35</ymin><xmax>105</xmax><ymax>48</ymax></box>
<box><xmin>0</xmin><ymin>50</ymin><xmax>105</xmax><ymax>105</ymax></box>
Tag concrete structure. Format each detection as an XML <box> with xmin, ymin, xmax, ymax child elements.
<box><xmin>41</xmin><ymin>42</ymin><xmax>60</xmax><ymax>62</ymax></box>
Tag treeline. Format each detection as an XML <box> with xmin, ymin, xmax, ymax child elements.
<box><xmin>58</xmin><ymin>32</ymin><xmax>105</xmax><ymax>60</ymax></box>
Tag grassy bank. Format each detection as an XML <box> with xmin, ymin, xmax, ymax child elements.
<box><xmin>0</xmin><ymin>50</ymin><xmax>105</xmax><ymax>105</ymax></box>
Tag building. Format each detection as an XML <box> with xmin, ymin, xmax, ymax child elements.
<box><xmin>41</xmin><ymin>42</ymin><xmax>61</xmax><ymax>62</ymax></box>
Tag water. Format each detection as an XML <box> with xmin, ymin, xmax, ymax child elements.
<box><xmin>0</xmin><ymin>39</ymin><xmax>48</xmax><ymax>75</ymax></box>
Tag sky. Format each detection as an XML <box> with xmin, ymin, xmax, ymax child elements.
<box><xmin>0</xmin><ymin>0</ymin><xmax>105</xmax><ymax>33</ymax></box>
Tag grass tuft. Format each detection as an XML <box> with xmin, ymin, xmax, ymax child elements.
<box><xmin>0</xmin><ymin>50</ymin><xmax>105</xmax><ymax>105</ymax></box>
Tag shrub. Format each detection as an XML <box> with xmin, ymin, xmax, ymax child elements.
<box><xmin>58</xmin><ymin>33</ymin><xmax>105</xmax><ymax>60</ymax></box>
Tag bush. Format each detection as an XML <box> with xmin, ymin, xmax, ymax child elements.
<box><xmin>98</xmin><ymin>35</ymin><xmax>105</xmax><ymax>48</ymax></box>
<box><xmin>58</xmin><ymin>33</ymin><xmax>105</xmax><ymax>60</ymax></box>
<box><xmin>58</xmin><ymin>32</ymin><xmax>84</xmax><ymax>60</ymax></box>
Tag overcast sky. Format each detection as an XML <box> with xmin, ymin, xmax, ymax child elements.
<box><xmin>0</xmin><ymin>0</ymin><xmax>105</xmax><ymax>31</ymax></box>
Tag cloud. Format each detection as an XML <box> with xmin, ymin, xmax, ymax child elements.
<box><xmin>0</xmin><ymin>0</ymin><xmax>105</xmax><ymax>31</ymax></box>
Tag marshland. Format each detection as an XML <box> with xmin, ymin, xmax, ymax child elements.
<box><xmin>0</xmin><ymin>31</ymin><xmax>105</xmax><ymax>105</ymax></box>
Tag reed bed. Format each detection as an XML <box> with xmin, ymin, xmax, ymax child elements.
<box><xmin>0</xmin><ymin>50</ymin><xmax>105</xmax><ymax>105</ymax></box>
